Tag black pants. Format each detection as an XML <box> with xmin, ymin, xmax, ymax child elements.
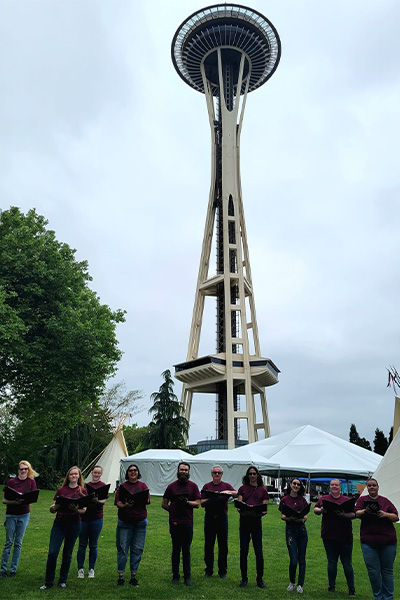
<box><xmin>204</xmin><ymin>512</ymin><xmax>228</xmax><ymax>575</ymax></box>
<box><xmin>239</xmin><ymin>516</ymin><xmax>263</xmax><ymax>581</ymax></box>
<box><xmin>169</xmin><ymin>522</ymin><xmax>193</xmax><ymax>580</ymax></box>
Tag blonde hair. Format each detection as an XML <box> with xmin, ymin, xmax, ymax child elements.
<box><xmin>62</xmin><ymin>466</ymin><xmax>84</xmax><ymax>492</ymax></box>
<box><xmin>19</xmin><ymin>460</ymin><xmax>38</xmax><ymax>479</ymax></box>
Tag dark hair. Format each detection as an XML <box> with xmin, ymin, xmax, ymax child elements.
<box><xmin>284</xmin><ymin>478</ymin><xmax>305</xmax><ymax>496</ymax></box>
<box><xmin>125</xmin><ymin>464</ymin><xmax>141</xmax><ymax>480</ymax></box>
<box><xmin>177</xmin><ymin>461</ymin><xmax>190</xmax><ymax>477</ymax></box>
<box><xmin>242</xmin><ymin>466</ymin><xmax>263</xmax><ymax>487</ymax></box>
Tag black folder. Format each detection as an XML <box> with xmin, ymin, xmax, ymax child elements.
<box><xmin>85</xmin><ymin>483</ymin><xmax>110</xmax><ymax>500</ymax></box>
<box><xmin>4</xmin><ymin>486</ymin><xmax>40</xmax><ymax>505</ymax></box>
<box><xmin>118</xmin><ymin>486</ymin><xmax>149</xmax><ymax>507</ymax></box>
<box><xmin>55</xmin><ymin>494</ymin><xmax>94</xmax><ymax>509</ymax></box>
<box><xmin>280</xmin><ymin>503</ymin><xmax>310</xmax><ymax>518</ymax></box>
<box><xmin>234</xmin><ymin>499</ymin><xmax>267</xmax><ymax>516</ymax></box>
<box><xmin>322</xmin><ymin>498</ymin><xmax>355</xmax><ymax>514</ymax></box>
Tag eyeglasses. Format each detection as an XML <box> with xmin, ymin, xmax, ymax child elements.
<box><xmin>212</xmin><ymin>471</ymin><xmax>222</xmax><ymax>475</ymax></box>
<box><xmin>19</xmin><ymin>467</ymin><xmax>28</xmax><ymax>471</ymax></box>
<box><xmin>128</xmin><ymin>469</ymin><xmax>138</xmax><ymax>473</ymax></box>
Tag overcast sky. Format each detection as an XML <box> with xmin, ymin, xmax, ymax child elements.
<box><xmin>2</xmin><ymin>0</ymin><xmax>400</xmax><ymax>447</ymax></box>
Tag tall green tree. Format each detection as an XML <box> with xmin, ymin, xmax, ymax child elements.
<box><xmin>147</xmin><ymin>369</ymin><xmax>188</xmax><ymax>449</ymax></box>
<box><xmin>0</xmin><ymin>207</ymin><xmax>125</xmax><ymax>443</ymax></box>
<box><xmin>373</xmin><ymin>428</ymin><xmax>389</xmax><ymax>456</ymax></box>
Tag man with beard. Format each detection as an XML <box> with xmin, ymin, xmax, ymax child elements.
<box><xmin>162</xmin><ymin>462</ymin><xmax>200</xmax><ymax>586</ymax></box>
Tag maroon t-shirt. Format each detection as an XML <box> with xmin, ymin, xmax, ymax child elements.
<box><xmin>54</xmin><ymin>485</ymin><xmax>88</xmax><ymax>523</ymax></box>
<box><xmin>355</xmin><ymin>495</ymin><xmax>398</xmax><ymax>546</ymax></box>
<box><xmin>163</xmin><ymin>480</ymin><xmax>201</xmax><ymax>525</ymax></box>
<box><xmin>238</xmin><ymin>484</ymin><xmax>269</xmax><ymax>505</ymax></box>
<box><xmin>201</xmin><ymin>481</ymin><xmax>235</xmax><ymax>515</ymax></box>
<box><xmin>81</xmin><ymin>480</ymin><xmax>107</xmax><ymax>522</ymax></box>
<box><xmin>3</xmin><ymin>476</ymin><xmax>37</xmax><ymax>515</ymax></box>
<box><xmin>315</xmin><ymin>494</ymin><xmax>354</xmax><ymax>542</ymax></box>
<box><xmin>279</xmin><ymin>494</ymin><xmax>309</xmax><ymax>523</ymax></box>
<box><xmin>115</xmin><ymin>481</ymin><xmax>149</xmax><ymax>523</ymax></box>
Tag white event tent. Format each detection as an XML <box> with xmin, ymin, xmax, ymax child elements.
<box><xmin>223</xmin><ymin>424</ymin><xmax>382</xmax><ymax>479</ymax></box>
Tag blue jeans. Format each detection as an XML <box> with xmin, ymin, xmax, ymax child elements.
<box><xmin>361</xmin><ymin>542</ymin><xmax>397</xmax><ymax>600</ymax></box>
<box><xmin>323</xmin><ymin>538</ymin><xmax>354</xmax><ymax>591</ymax></box>
<box><xmin>77</xmin><ymin>519</ymin><xmax>103</xmax><ymax>570</ymax></box>
<box><xmin>45</xmin><ymin>520</ymin><xmax>81</xmax><ymax>586</ymax></box>
<box><xmin>116</xmin><ymin>518</ymin><xmax>147</xmax><ymax>574</ymax></box>
<box><xmin>169</xmin><ymin>522</ymin><xmax>193</xmax><ymax>580</ymax></box>
<box><xmin>286</xmin><ymin>523</ymin><xmax>307</xmax><ymax>586</ymax></box>
<box><xmin>1</xmin><ymin>513</ymin><xmax>30</xmax><ymax>574</ymax></box>
<box><xmin>204</xmin><ymin>513</ymin><xmax>228</xmax><ymax>575</ymax></box>
<box><xmin>239</xmin><ymin>516</ymin><xmax>264</xmax><ymax>581</ymax></box>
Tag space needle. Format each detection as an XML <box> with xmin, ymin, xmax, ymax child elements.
<box><xmin>172</xmin><ymin>4</ymin><xmax>281</xmax><ymax>449</ymax></box>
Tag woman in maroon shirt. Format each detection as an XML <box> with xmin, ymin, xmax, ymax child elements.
<box><xmin>40</xmin><ymin>466</ymin><xmax>87</xmax><ymax>590</ymax></box>
<box><xmin>355</xmin><ymin>478</ymin><xmax>398</xmax><ymax>600</ymax></box>
<box><xmin>279</xmin><ymin>478</ymin><xmax>309</xmax><ymax>594</ymax></box>
<box><xmin>1</xmin><ymin>460</ymin><xmax>38</xmax><ymax>577</ymax></box>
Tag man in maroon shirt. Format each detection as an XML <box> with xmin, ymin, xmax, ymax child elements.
<box><xmin>162</xmin><ymin>462</ymin><xmax>200</xmax><ymax>586</ymax></box>
<box><xmin>201</xmin><ymin>465</ymin><xmax>236</xmax><ymax>578</ymax></box>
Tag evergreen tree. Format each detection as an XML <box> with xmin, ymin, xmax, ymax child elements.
<box><xmin>373</xmin><ymin>428</ymin><xmax>389</xmax><ymax>456</ymax></box>
<box><xmin>147</xmin><ymin>370</ymin><xmax>189</xmax><ymax>449</ymax></box>
<box><xmin>348</xmin><ymin>423</ymin><xmax>371</xmax><ymax>450</ymax></box>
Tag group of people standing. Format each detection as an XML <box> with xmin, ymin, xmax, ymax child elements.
<box><xmin>1</xmin><ymin>460</ymin><xmax>399</xmax><ymax>599</ymax></box>
<box><xmin>280</xmin><ymin>477</ymin><xmax>398</xmax><ymax>600</ymax></box>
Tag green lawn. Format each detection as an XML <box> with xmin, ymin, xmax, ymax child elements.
<box><xmin>0</xmin><ymin>491</ymin><xmax>398</xmax><ymax>599</ymax></box>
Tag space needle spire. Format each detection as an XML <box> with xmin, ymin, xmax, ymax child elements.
<box><xmin>172</xmin><ymin>4</ymin><xmax>281</xmax><ymax>449</ymax></box>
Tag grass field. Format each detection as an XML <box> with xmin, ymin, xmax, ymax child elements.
<box><xmin>0</xmin><ymin>490</ymin><xmax>398</xmax><ymax>599</ymax></box>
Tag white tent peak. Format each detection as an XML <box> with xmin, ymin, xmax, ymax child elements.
<box><xmin>365</xmin><ymin>426</ymin><xmax>400</xmax><ymax>513</ymax></box>
<box><xmin>83</xmin><ymin>424</ymin><xmax>128</xmax><ymax>487</ymax></box>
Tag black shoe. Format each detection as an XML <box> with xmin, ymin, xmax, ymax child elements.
<box><xmin>9</xmin><ymin>572</ymin><xmax>16</xmax><ymax>578</ymax></box>
<box><xmin>184</xmin><ymin>578</ymin><xmax>192</xmax><ymax>586</ymax></box>
<box><xmin>257</xmin><ymin>578</ymin><xmax>266</xmax><ymax>589</ymax></box>
<box><xmin>204</xmin><ymin>572</ymin><xmax>213</xmax><ymax>578</ymax></box>
<box><xmin>0</xmin><ymin>572</ymin><xmax>7</xmax><ymax>578</ymax></box>
<box><xmin>117</xmin><ymin>577</ymin><xmax>125</xmax><ymax>586</ymax></box>
<box><xmin>129</xmin><ymin>577</ymin><xmax>139</xmax><ymax>587</ymax></box>
<box><xmin>328</xmin><ymin>586</ymin><xmax>336</xmax><ymax>592</ymax></box>
<box><xmin>348</xmin><ymin>590</ymin><xmax>356</xmax><ymax>597</ymax></box>
<box><xmin>219</xmin><ymin>573</ymin><xmax>227</xmax><ymax>579</ymax></box>
<box><xmin>239</xmin><ymin>579</ymin><xmax>248</xmax><ymax>588</ymax></box>
<box><xmin>172</xmin><ymin>578</ymin><xmax>180</xmax><ymax>585</ymax></box>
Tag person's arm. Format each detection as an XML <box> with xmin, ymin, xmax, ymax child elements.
<box><xmin>188</xmin><ymin>498</ymin><xmax>200</xmax><ymax>509</ymax></box>
<box><xmin>162</xmin><ymin>497</ymin><xmax>170</xmax><ymax>512</ymax></box>
<box><xmin>377</xmin><ymin>510</ymin><xmax>399</xmax><ymax>522</ymax></box>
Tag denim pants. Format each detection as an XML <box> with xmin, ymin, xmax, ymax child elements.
<box><xmin>204</xmin><ymin>513</ymin><xmax>228</xmax><ymax>575</ymax></box>
<box><xmin>116</xmin><ymin>518</ymin><xmax>147</xmax><ymax>574</ymax></box>
<box><xmin>1</xmin><ymin>513</ymin><xmax>30</xmax><ymax>574</ymax></box>
<box><xmin>77</xmin><ymin>518</ymin><xmax>103</xmax><ymax>570</ymax></box>
<box><xmin>45</xmin><ymin>520</ymin><xmax>81</xmax><ymax>586</ymax></box>
<box><xmin>239</xmin><ymin>516</ymin><xmax>264</xmax><ymax>581</ymax></box>
<box><xmin>169</xmin><ymin>522</ymin><xmax>193</xmax><ymax>580</ymax></box>
<box><xmin>323</xmin><ymin>538</ymin><xmax>354</xmax><ymax>590</ymax></box>
<box><xmin>361</xmin><ymin>542</ymin><xmax>397</xmax><ymax>600</ymax></box>
<box><xmin>286</xmin><ymin>523</ymin><xmax>307</xmax><ymax>586</ymax></box>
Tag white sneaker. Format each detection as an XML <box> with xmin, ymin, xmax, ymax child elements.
<box><xmin>88</xmin><ymin>569</ymin><xmax>95</xmax><ymax>578</ymax></box>
<box><xmin>58</xmin><ymin>583</ymin><xmax>67</xmax><ymax>588</ymax></box>
<box><xmin>297</xmin><ymin>585</ymin><xmax>303</xmax><ymax>594</ymax></box>
<box><xmin>78</xmin><ymin>569</ymin><xmax>84</xmax><ymax>578</ymax></box>
<box><xmin>287</xmin><ymin>583</ymin><xmax>296</xmax><ymax>591</ymax></box>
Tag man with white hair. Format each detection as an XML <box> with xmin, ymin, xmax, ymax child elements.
<box><xmin>200</xmin><ymin>465</ymin><xmax>237</xmax><ymax>579</ymax></box>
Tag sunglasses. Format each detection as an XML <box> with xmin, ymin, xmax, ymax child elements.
<box><xmin>19</xmin><ymin>467</ymin><xmax>28</xmax><ymax>471</ymax></box>
<box><xmin>212</xmin><ymin>471</ymin><xmax>222</xmax><ymax>474</ymax></box>
<box><xmin>249</xmin><ymin>472</ymin><xmax>257</xmax><ymax>476</ymax></box>
<box><xmin>128</xmin><ymin>469</ymin><xmax>138</xmax><ymax>473</ymax></box>
<box><xmin>292</xmin><ymin>482</ymin><xmax>300</xmax><ymax>487</ymax></box>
